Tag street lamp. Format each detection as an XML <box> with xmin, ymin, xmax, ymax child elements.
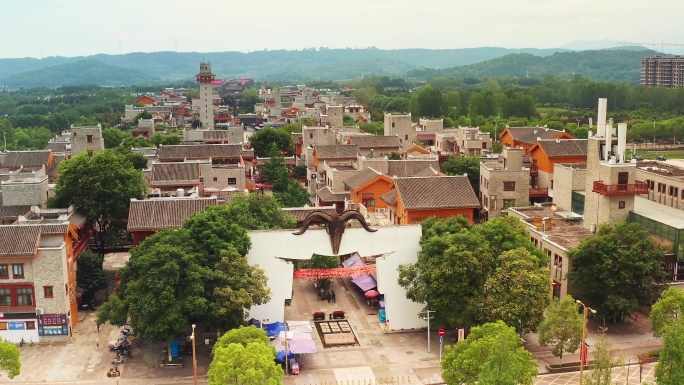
<box><xmin>493</xmin><ymin>121</ymin><xmax>498</xmax><ymax>142</ymax></box>
<box><xmin>576</xmin><ymin>300</ymin><xmax>597</xmax><ymax>385</ymax></box>
<box><xmin>191</xmin><ymin>324</ymin><xmax>198</xmax><ymax>385</ymax></box>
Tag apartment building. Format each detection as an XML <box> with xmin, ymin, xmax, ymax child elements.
<box><xmin>641</xmin><ymin>56</ymin><xmax>684</xmax><ymax>88</ymax></box>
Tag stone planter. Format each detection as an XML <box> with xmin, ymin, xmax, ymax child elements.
<box><xmin>545</xmin><ymin>361</ymin><xmax>593</xmax><ymax>374</ymax></box>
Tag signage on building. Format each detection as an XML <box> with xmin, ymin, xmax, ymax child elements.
<box><xmin>7</xmin><ymin>321</ymin><xmax>25</xmax><ymax>330</ymax></box>
<box><xmin>37</xmin><ymin>314</ymin><xmax>68</xmax><ymax>336</ymax></box>
<box><xmin>211</xmin><ymin>79</ymin><xmax>223</xmax><ymax>87</ymax></box>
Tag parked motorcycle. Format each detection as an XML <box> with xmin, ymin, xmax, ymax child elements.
<box><xmin>78</xmin><ymin>298</ymin><xmax>96</xmax><ymax>311</ymax></box>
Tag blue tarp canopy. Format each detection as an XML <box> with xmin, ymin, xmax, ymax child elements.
<box><xmin>275</xmin><ymin>350</ymin><xmax>295</xmax><ymax>362</ymax></box>
<box><xmin>264</xmin><ymin>321</ymin><xmax>286</xmax><ymax>338</ymax></box>
<box><xmin>248</xmin><ymin>318</ymin><xmax>261</xmax><ymax>328</ymax></box>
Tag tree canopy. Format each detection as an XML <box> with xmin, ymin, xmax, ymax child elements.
<box><xmin>97</xmin><ymin>194</ymin><xmax>293</xmax><ymax>341</ymax></box>
<box><xmin>441</xmin><ymin>156</ymin><xmax>481</xmax><ymax>196</ymax></box>
<box><xmin>655</xmin><ymin>319</ymin><xmax>684</xmax><ymax>385</ymax></box>
<box><xmin>208</xmin><ymin>341</ymin><xmax>282</xmax><ymax>385</ymax></box>
<box><xmin>441</xmin><ymin>321</ymin><xmax>538</xmax><ymax>385</ymax></box>
<box><xmin>399</xmin><ymin>216</ymin><xmax>547</xmax><ymax>327</ymax></box>
<box><xmin>0</xmin><ymin>340</ymin><xmax>20</xmax><ymax>379</ymax></box>
<box><xmin>248</xmin><ymin>127</ymin><xmax>293</xmax><ymax>157</ymax></box>
<box><xmin>566</xmin><ymin>221</ymin><xmax>666</xmax><ymax>322</ymax></box>
<box><xmin>52</xmin><ymin>149</ymin><xmax>147</xmax><ymax>261</ymax></box>
<box><xmin>537</xmin><ymin>295</ymin><xmax>583</xmax><ymax>363</ymax></box>
<box><xmin>651</xmin><ymin>286</ymin><xmax>684</xmax><ymax>338</ymax></box>
<box><xmin>76</xmin><ymin>249</ymin><xmax>108</xmax><ymax>302</ymax></box>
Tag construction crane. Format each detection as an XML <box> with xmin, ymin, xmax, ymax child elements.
<box><xmin>618</xmin><ymin>41</ymin><xmax>684</xmax><ymax>53</ymax></box>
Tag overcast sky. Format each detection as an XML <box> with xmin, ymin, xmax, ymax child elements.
<box><xmin>2</xmin><ymin>0</ymin><xmax>684</xmax><ymax>58</ymax></box>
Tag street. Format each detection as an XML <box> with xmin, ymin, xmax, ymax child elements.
<box><xmin>534</xmin><ymin>363</ymin><xmax>656</xmax><ymax>385</ymax></box>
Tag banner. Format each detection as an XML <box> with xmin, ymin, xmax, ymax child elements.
<box><xmin>293</xmin><ymin>265</ymin><xmax>376</xmax><ymax>280</ymax></box>
<box><xmin>211</xmin><ymin>79</ymin><xmax>223</xmax><ymax>87</ymax></box>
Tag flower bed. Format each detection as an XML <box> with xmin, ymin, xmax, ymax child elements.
<box><xmin>332</xmin><ymin>310</ymin><xmax>345</xmax><ymax>319</ymax></box>
<box><xmin>313</xmin><ymin>312</ymin><xmax>326</xmax><ymax>321</ymax></box>
<box><xmin>546</xmin><ymin>361</ymin><xmax>594</xmax><ymax>374</ymax></box>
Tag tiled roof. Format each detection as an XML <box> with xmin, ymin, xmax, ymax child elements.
<box><xmin>387</xmin><ymin>160</ymin><xmax>441</xmax><ymax>178</ymax></box>
<box><xmin>127</xmin><ymin>197</ymin><xmax>219</xmax><ymax>231</ymax></box>
<box><xmin>505</xmin><ymin>127</ymin><xmax>570</xmax><ymax>144</ymax></box>
<box><xmin>380</xmin><ymin>189</ymin><xmax>397</xmax><ymax>206</ymax></box>
<box><xmin>203</xmin><ymin>131</ymin><xmax>236</xmax><ymax>141</ymax></box>
<box><xmin>157</xmin><ymin>144</ymin><xmax>243</xmax><ymax>160</ymax></box>
<box><xmin>292</xmin><ymin>133</ymin><xmax>303</xmax><ymax>145</ymax></box>
<box><xmin>0</xmin><ymin>205</ymin><xmax>31</xmax><ymax>219</ymax></box>
<box><xmin>255</xmin><ymin>157</ymin><xmax>296</xmax><ymax>166</ymax></box>
<box><xmin>149</xmin><ymin>163</ymin><xmax>201</xmax><ymax>185</ymax></box>
<box><xmin>2</xmin><ymin>151</ymin><xmax>52</xmax><ymax>168</ymax></box>
<box><xmin>348</xmin><ymin>135</ymin><xmax>401</xmax><ymax>149</ymax></box>
<box><xmin>314</xmin><ymin>145</ymin><xmax>359</xmax><ymax>159</ymax></box>
<box><xmin>40</xmin><ymin>224</ymin><xmax>69</xmax><ymax>235</ymax></box>
<box><xmin>394</xmin><ymin>176</ymin><xmax>480</xmax><ymax>210</ymax></box>
<box><xmin>413</xmin><ymin>166</ymin><xmax>444</xmax><ymax>177</ymax></box>
<box><xmin>282</xmin><ymin>207</ymin><xmax>337</xmax><ymax>223</ymax></box>
<box><xmin>0</xmin><ymin>225</ymin><xmax>41</xmax><ymax>256</ymax></box>
<box><xmin>343</xmin><ymin>168</ymin><xmax>381</xmax><ymax>190</ymax></box>
<box><xmin>316</xmin><ymin>187</ymin><xmax>349</xmax><ymax>203</ymax></box>
<box><xmin>68</xmin><ymin>211</ymin><xmax>87</xmax><ymax>226</ymax></box>
<box><xmin>535</xmin><ymin>139</ymin><xmax>588</xmax><ymax>157</ymax></box>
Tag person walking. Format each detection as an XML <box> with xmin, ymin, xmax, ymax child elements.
<box><xmin>327</xmin><ymin>290</ymin><xmax>332</xmax><ymax>303</ymax></box>
<box><xmin>331</xmin><ymin>290</ymin><xmax>336</xmax><ymax>303</ymax></box>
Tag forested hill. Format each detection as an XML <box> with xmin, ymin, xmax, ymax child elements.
<box><xmin>0</xmin><ymin>47</ymin><xmax>655</xmax><ymax>87</ymax></box>
<box><xmin>408</xmin><ymin>49</ymin><xmax>658</xmax><ymax>83</ymax></box>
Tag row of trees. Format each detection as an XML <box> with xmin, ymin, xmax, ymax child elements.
<box><xmin>96</xmin><ymin>194</ymin><xmax>295</xmax><ymax>341</ymax></box>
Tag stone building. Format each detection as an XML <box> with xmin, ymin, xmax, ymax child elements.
<box><xmin>479</xmin><ymin>147</ymin><xmax>533</xmax><ymax>220</ymax></box>
<box><xmin>69</xmin><ymin>125</ymin><xmax>104</xmax><ymax>155</ymax></box>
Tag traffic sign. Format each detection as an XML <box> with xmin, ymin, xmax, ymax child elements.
<box><xmin>439</xmin><ymin>336</ymin><xmax>443</xmax><ymax>343</ymax></box>
<box><xmin>438</xmin><ymin>329</ymin><xmax>445</xmax><ymax>337</ymax></box>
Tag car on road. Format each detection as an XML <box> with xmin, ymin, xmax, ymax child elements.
<box><xmin>657</xmin><ymin>155</ymin><xmax>667</xmax><ymax>161</ymax></box>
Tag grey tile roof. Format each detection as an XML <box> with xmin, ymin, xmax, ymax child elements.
<box><xmin>505</xmin><ymin>127</ymin><xmax>570</xmax><ymax>144</ymax></box>
<box><xmin>348</xmin><ymin>135</ymin><xmax>402</xmax><ymax>149</ymax></box>
<box><xmin>394</xmin><ymin>176</ymin><xmax>480</xmax><ymax>210</ymax></box>
<box><xmin>380</xmin><ymin>189</ymin><xmax>397</xmax><ymax>206</ymax></box>
<box><xmin>314</xmin><ymin>145</ymin><xmax>359</xmax><ymax>159</ymax></box>
<box><xmin>127</xmin><ymin>197</ymin><xmax>219</xmax><ymax>231</ymax></box>
<box><xmin>316</xmin><ymin>187</ymin><xmax>349</xmax><ymax>203</ymax></box>
<box><xmin>535</xmin><ymin>139</ymin><xmax>588</xmax><ymax>157</ymax></box>
<box><xmin>0</xmin><ymin>225</ymin><xmax>41</xmax><ymax>256</ymax></box>
<box><xmin>343</xmin><ymin>168</ymin><xmax>382</xmax><ymax>190</ymax></box>
<box><xmin>157</xmin><ymin>144</ymin><xmax>243</xmax><ymax>160</ymax></box>
<box><xmin>282</xmin><ymin>207</ymin><xmax>337</xmax><ymax>223</ymax></box>
<box><xmin>387</xmin><ymin>159</ymin><xmax>441</xmax><ymax>178</ymax></box>
<box><xmin>149</xmin><ymin>163</ymin><xmax>201</xmax><ymax>185</ymax></box>
<box><xmin>413</xmin><ymin>166</ymin><xmax>444</xmax><ymax>177</ymax></box>
<box><xmin>0</xmin><ymin>205</ymin><xmax>32</xmax><ymax>219</ymax></box>
<box><xmin>2</xmin><ymin>151</ymin><xmax>52</xmax><ymax>168</ymax></box>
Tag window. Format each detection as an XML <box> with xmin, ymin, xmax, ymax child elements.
<box><xmin>0</xmin><ymin>265</ymin><xmax>7</xmax><ymax>279</ymax></box>
<box><xmin>0</xmin><ymin>322</ymin><xmax>6</xmax><ymax>330</ymax></box>
<box><xmin>309</xmin><ymin>133</ymin><xmax>313</xmax><ymax>139</ymax></box>
<box><xmin>213</xmin><ymin>177</ymin><xmax>218</xmax><ymax>182</ymax></box>
<box><xmin>199</xmin><ymin>177</ymin><xmax>204</xmax><ymax>182</ymax></box>
<box><xmin>554</xmin><ymin>254</ymin><xmax>563</xmax><ymax>268</ymax></box>
<box><xmin>619</xmin><ymin>201</ymin><xmax>626</xmax><ymax>209</ymax></box>
<box><xmin>365</xmin><ymin>199</ymin><xmax>376</xmax><ymax>207</ymax></box>
<box><xmin>25</xmin><ymin>321</ymin><xmax>35</xmax><ymax>330</ymax></box>
<box><xmin>503</xmin><ymin>181</ymin><xmax>516</xmax><ymax>191</ymax></box>
<box><xmin>392</xmin><ymin>122</ymin><xmax>395</xmax><ymax>128</ymax></box>
<box><xmin>405</xmin><ymin>135</ymin><xmax>408</xmax><ymax>140</ymax></box>
<box><xmin>0</xmin><ymin>289</ymin><xmax>10</xmax><ymax>306</ymax></box>
<box><xmin>227</xmin><ymin>178</ymin><xmax>237</xmax><ymax>185</ymax></box>
<box><xmin>12</xmin><ymin>264</ymin><xmax>23</xmax><ymax>278</ymax></box>
<box><xmin>86</xmin><ymin>134</ymin><xmax>93</xmax><ymax>144</ymax></box>
<box><xmin>16</xmin><ymin>288</ymin><xmax>33</xmax><ymax>306</ymax></box>
<box><xmin>44</xmin><ymin>286</ymin><xmax>54</xmax><ymax>298</ymax></box>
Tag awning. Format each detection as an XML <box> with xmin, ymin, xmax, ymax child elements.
<box><xmin>351</xmin><ymin>274</ymin><xmax>377</xmax><ymax>292</ymax></box>
<box><xmin>342</xmin><ymin>252</ymin><xmax>364</xmax><ymax>268</ymax></box>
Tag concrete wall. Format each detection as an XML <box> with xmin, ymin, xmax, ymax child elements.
<box><xmin>553</xmin><ymin>165</ymin><xmax>586</xmax><ymax>212</ymax></box>
<box><xmin>480</xmin><ymin>164</ymin><xmax>530</xmax><ymax>219</ymax></box>
<box><xmin>302</xmin><ymin>127</ymin><xmax>337</xmax><ymax>150</ymax></box>
<box><xmin>200</xmin><ymin>163</ymin><xmax>246</xmax><ymax>191</ymax></box>
<box><xmin>246</xmin><ymin>226</ymin><xmax>427</xmax><ymax>331</ymax></box>
<box><xmin>384</xmin><ymin>114</ymin><xmax>413</xmax><ymax>146</ymax></box>
<box><xmin>418</xmin><ymin>118</ymin><xmax>443</xmax><ymax>132</ymax></box>
<box><xmin>324</xmin><ymin>105</ymin><xmax>344</xmax><ymax>127</ymax></box>
<box><xmin>638</xmin><ymin>167</ymin><xmax>684</xmax><ymax>210</ymax></box>
<box><xmin>70</xmin><ymin>126</ymin><xmax>104</xmax><ymax>155</ymax></box>
<box><xmin>1</xmin><ymin>176</ymin><xmax>48</xmax><ymax>207</ymax></box>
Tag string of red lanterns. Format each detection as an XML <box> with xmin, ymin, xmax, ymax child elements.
<box><xmin>293</xmin><ymin>265</ymin><xmax>377</xmax><ymax>280</ymax></box>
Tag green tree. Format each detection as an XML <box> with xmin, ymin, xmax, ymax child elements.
<box><xmin>441</xmin><ymin>321</ymin><xmax>537</xmax><ymax>385</ymax></box>
<box><xmin>133</xmin><ymin>110</ymin><xmax>152</xmax><ymax>125</ymax></box>
<box><xmin>213</xmin><ymin>325</ymin><xmax>270</xmax><ymax>350</ymax></box>
<box><xmin>102</xmin><ymin>127</ymin><xmax>130</xmax><ymax>149</ymax></box>
<box><xmin>655</xmin><ymin>319</ymin><xmax>684</xmax><ymax>385</ymax></box>
<box><xmin>567</xmin><ymin>222</ymin><xmax>667</xmax><ymax>322</ymax></box>
<box><xmin>482</xmin><ymin>248</ymin><xmax>550</xmax><ymax>334</ymax></box>
<box><xmin>441</xmin><ymin>155</ymin><xmax>481</xmax><ymax>196</ymax></box>
<box><xmin>0</xmin><ymin>340</ymin><xmax>21</xmax><ymax>379</ymax></box>
<box><xmin>537</xmin><ymin>295</ymin><xmax>583</xmax><ymax>363</ymax></box>
<box><xmin>208</xmin><ymin>247</ymin><xmax>271</xmax><ymax>330</ymax></box>
<box><xmin>409</xmin><ymin>85</ymin><xmax>443</xmax><ymax>118</ymax></box>
<box><xmin>96</xmin><ymin>293</ymin><xmax>128</xmax><ymax>327</ymax></box>
<box><xmin>237</xmin><ymin>88</ymin><xmax>261</xmax><ymax>114</ymax></box>
<box><xmin>151</xmin><ymin>133</ymin><xmax>181</xmax><ymax>146</ymax></box>
<box><xmin>249</xmin><ymin>127</ymin><xmax>293</xmax><ymax>157</ymax></box>
<box><xmin>52</xmin><ymin>150</ymin><xmax>147</xmax><ymax>262</ymax></box>
<box><xmin>76</xmin><ymin>249</ymin><xmax>108</xmax><ymax>302</ymax></box>
<box><xmin>584</xmin><ymin>329</ymin><xmax>617</xmax><ymax>385</ymax></box>
<box><xmin>472</xmin><ymin>216</ymin><xmax>547</xmax><ymax>266</ymax></box>
<box><xmin>651</xmin><ymin>286</ymin><xmax>684</xmax><ymax>337</ymax></box>
<box><xmin>208</xmin><ymin>341</ymin><xmax>283</xmax><ymax>385</ymax></box>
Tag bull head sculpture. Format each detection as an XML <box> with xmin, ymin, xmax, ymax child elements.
<box><xmin>292</xmin><ymin>209</ymin><xmax>377</xmax><ymax>255</ymax></box>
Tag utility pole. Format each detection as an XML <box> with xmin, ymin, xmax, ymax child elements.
<box><xmin>425</xmin><ymin>310</ymin><xmax>435</xmax><ymax>353</ymax></box>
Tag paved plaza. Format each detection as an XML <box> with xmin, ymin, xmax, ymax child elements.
<box><xmin>0</xmin><ymin>251</ymin><xmax>666</xmax><ymax>384</ymax></box>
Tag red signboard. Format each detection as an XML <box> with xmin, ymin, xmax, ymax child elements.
<box><xmin>438</xmin><ymin>329</ymin><xmax>446</xmax><ymax>337</ymax></box>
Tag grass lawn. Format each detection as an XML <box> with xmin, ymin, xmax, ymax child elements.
<box><xmin>634</xmin><ymin>149</ymin><xmax>684</xmax><ymax>160</ymax></box>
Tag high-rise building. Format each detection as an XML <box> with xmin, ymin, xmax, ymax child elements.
<box><xmin>641</xmin><ymin>56</ymin><xmax>684</xmax><ymax>88</ymax></box>
<box><xmin>196</xmin><ymin>62</ymin><xmax>215</xmax><ymax>129</ymax></box>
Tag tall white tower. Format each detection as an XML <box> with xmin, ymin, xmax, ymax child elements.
<box><xmin>196</xmin><ymin>62</ymin><xmax>215</xmax><ymax>129</ymax></box>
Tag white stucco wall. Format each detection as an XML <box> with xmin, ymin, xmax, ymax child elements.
<box><xmin>246</xmin><ymin>225</ymin><xmax>426</xmax><ymax>331</ymax></box>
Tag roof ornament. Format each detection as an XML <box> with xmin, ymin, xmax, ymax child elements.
<box><xmin>292</xmin><ymin>209</ymin><xmax>377</xmax><ymax>255</ymax></box>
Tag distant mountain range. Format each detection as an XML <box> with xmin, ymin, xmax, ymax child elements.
<box><xmin>0</xmin><ymin>46</ymin><xmax>663</xmax><ymax>87</ymax></box>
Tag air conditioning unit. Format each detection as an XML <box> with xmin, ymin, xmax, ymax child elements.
<box><xmin>35</xmin><ymin>308</ymin><xmax>44</xmax><ymax>315</ymax></box>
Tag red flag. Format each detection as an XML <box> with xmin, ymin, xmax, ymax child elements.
<box><xmin>239</xmin><ymin>154</ymin><xmax>245</xmax><ymax>166</ymax></box>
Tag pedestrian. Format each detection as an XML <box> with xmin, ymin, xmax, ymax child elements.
<box><xmin>331</xmin><ymin>290</ymin><xmax>336</xmax><ymax>303</ymax></box>
<box><xmin>318</xmin><ymin>287</ymin><xmax>324</xmax><ymax>300</ymax></box>
<box><xmin>327</xmin><ymin>290</ymin><xmax>332</xmax><ymax>303</ymax></box>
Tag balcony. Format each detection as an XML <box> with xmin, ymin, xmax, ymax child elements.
<box><xmin>592</xmin><ymin>181</ymin><xmax>649</xmax><ymax>196</ymax></box>
<box><xmin>529</xmin><ymin>187</ymin><xmax>548</xmax><ymax>198</ymax></box>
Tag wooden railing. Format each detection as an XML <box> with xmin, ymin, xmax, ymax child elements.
<box><xmin>592</xmin><ymin>181</ymin><xmax>649</xmax><ymax>196</ymax></box>
<box><xmin>529</xmin><ymin>187</ymin><xmax>549</xmax><ymax>197</ymax></box>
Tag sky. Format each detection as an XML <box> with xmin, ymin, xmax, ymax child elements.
<box><xmin>2</xmin><ymin>0</ymin><xmax>684</xmax><ymax>59</ymax></box>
